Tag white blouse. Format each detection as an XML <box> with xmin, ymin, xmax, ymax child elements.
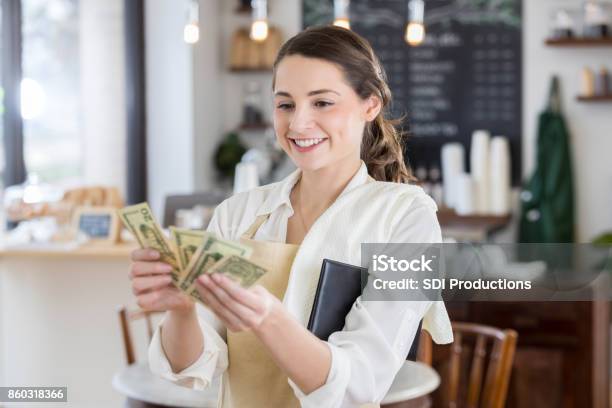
<box><xmin>149</xmin><ymin>161</ymin><xmax>454</xmax><ymax>408</ymax></box>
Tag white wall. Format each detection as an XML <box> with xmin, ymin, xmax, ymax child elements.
<box><xmin>145</xmin><ymin>0</ymin><xmax>196</xmax><ymax>217</ymax></box>
<box><xmin>145</xmin><ymin>0</ymin><xmax>237</xmax><ymax>216</ymax></box>
<box><xmin>523</xmin><ymin>0</ymin><xmax>612</xmax><ymax>241</ymax></box>
<box><xmin>193</xmin><ymin>0</ymin><xmax>223</xmax><ymax>191</ymax></box>
<box><xmin>80</xmin><ymin>0</ymin><xmax>127</xmax><ymax>197</ymax></box>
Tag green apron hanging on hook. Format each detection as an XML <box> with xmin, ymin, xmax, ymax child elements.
<box><xmin>519</xmin><ymin>76</ymin><xmax>575</xmax><ymax>243</ymax></box>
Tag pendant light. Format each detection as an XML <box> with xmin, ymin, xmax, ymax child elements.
<box><xmin>405</xmin><ymin>0</ymin><xmax>425</xmax><ymax>46</ymax></box>
<box><xmin>183</xmin><ymin>0</ymin><xmax>200</xmax><ymax>44</ymax></box>
<box><xmin>250</xmin><ymin>0</ymin><xmax>269</xmax><ymax>42</ymax></box>
<box><xmin>333</xmin><ymin>0</ymin><xmax>351</xmax><ymax>30</ymax></box>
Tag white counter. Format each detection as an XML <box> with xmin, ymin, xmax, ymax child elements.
<box><xmin>0</xmin><ymin>243</ymin><xmax>142</xmax><ymax>408</ymax></box>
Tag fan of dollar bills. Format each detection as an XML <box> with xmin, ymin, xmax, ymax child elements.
<box><xmin>118</xmin><ymin>203</ymin><xmax>267</xmax><ymax>303</ymax></box>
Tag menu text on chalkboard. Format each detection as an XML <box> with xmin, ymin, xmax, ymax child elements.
<box><xmin>303</xmin><ymin>0</ymin><xmax>522</xmax><ymax>184</ymax></box>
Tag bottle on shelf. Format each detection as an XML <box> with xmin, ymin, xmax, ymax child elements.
<box><xmin>581</xmin><ymin>66</ymin><xmax>596</xmax><ymax>97</ymax></box>
<box><xmin>596</xmin><ymin>66</ymin><xmax>610</xmax><ymax>95</ymax></box>
<box><xmin>242</xmin><ymin>81</ymin><xmax>264</xmax><ymax>126</ymax></box>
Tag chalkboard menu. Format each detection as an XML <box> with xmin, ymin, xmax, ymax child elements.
<box><xmin>303</xmin><ymin>0</ymin><xmax>522</xmax><ymax>184</ymax></box>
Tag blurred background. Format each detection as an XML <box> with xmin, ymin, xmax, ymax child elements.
<box><xmin>0</xmin><ymin>0</ymin><xmax>611</xmax><ymax>407</ymax></box>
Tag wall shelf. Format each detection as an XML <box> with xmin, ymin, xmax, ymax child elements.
<box><xmin>576</xmin><ymin>94</ymin><xmax>612</xmax><ymax>102</ymax></box>
<box><xmin>545</xmin><ymin>37</ymin><xmax>612</xmax><ymax>47</ymax></box>
<box><xmin>437</xmin><ymin>209</ymin><xmax>512</xmax><ymax>229</ymax></box>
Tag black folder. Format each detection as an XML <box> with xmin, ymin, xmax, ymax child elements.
<box><xmin>307</xmin><ymin>258</ymin><xmax>421</xmax><ymax>361</ymax></box>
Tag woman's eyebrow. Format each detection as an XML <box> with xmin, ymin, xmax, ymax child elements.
<box><xmin>274</xmin><ymin>89</ymin><xmax>341</xmax><ymax>97</ymax></box>
<box><xmin>308</xmin><ymin>89</ymin><xmax>341</xmax><ymax>96</ymax></box>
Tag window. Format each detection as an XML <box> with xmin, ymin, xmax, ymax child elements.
<box><xmin>21</xmin><ymin>0</ymin><xmax>80</xmax><ymax>185</ymax></box>
<box><xmin>0</xmin><ymin>2</ymin><xmax>4</xmax><ymax>190</ymax></box>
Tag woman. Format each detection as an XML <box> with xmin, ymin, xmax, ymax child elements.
<box><xmin>129</xmin><ymin>26</ymin><xmax>453</xmax><ymax>408</ymax></box>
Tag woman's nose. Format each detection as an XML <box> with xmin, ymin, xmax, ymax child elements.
<box><xmin>289</xmin><ymin>106</ymin><xmax>315</xmax><ymax>133</ymax></box>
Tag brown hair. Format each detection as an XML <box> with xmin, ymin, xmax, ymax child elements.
<box><xmin>272</xmin><ymin>25</ymin><xmax>415</xmax><ymax>183</ymax></box>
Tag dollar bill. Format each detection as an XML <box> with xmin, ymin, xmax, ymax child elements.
<box><xmin>187</xmin><ymin>285</ymin><xmax>206</xmax><ymax>304</ymax></box>
<box><xmin>207</xmin><ymin>255</ymin><xmax>267</xmax><ymax>288</ymax></box>
<box><xmin>185</xmin><ymin>254</ymin><xmax>268</xmax><ymax>301</ymax></box>
<box><xmin>180</xmin><ymin>236</ymin><xmax>253</xmax><ymax>291</ymax></box>
<box><xmin>118</xmin><ymin>202</ymin><xmax>181</xmax><ymax>284</ymax></box>
<box><xmin>169</xmin><ymin>227</ymin><xmax>209</xmax><ymax>271</ymax></box>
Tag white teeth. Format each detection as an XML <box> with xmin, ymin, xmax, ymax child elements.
<box><xmin>293</xmin><ymin>138</ymin><xmax>325</xmax><ymax>148</ymax></box>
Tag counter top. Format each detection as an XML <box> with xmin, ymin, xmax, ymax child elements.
<box><xmin>0</xmin><ymin>242</ymin><xmax>137</xmax><ymax>259</ymax></box>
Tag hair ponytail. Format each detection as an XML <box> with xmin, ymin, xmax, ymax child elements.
<box><xmin>362</xmin><ymin>115</ymin><xmax>415</xmax><ymax>183</ymax></box>
<box><xmin>273</xmin><ymin>25</ymin><xmax>415</xmax><ymax>183</ymax></box>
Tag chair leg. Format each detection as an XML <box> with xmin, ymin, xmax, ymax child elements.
<box><xmin>119</xmin><ymin>307</ymin><xmax>136</xmax><ymax>365</ymax></box>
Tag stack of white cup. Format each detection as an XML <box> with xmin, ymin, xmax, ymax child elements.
<box><xmin>440</xmin><ymin>130</ymin><xmax>511</xmax><ymax>216</ymax></box>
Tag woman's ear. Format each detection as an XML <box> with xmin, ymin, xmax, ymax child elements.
<box><xmin>363</xmin><ymin>95</ymin><xmax>382</xmax><ymax>122</ymax></box>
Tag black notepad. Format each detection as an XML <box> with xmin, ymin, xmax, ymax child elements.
<box><xmin>307</xmin><ymin>258</ymin><xmax>421</xmax><ymax>361</ymax></box>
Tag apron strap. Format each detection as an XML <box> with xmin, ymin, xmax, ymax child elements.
<box><xmin>241</xmin><ymin>214</ymin><xmax>270</xmax><ymax>240</ymax></box>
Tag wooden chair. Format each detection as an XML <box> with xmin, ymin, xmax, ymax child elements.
<box><xmin>118</xmin><ymin>306</ymin><xmax>162</xmax><ymax>365</ymax></box>
<box><xmin>418</xmin><ymin>322</ymin><xmax>517</xmax><ymax>408</ymax></box>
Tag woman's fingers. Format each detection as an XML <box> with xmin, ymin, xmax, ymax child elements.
<box><xmin>128</xmin><ymin>248</ymin><xmax>170</xmax><ymax>280</ymax></box>
<box><xmin>132</xmin><ymin>275</ymin><xmax>173</xmax><ymax>295</ymax></box>
<box><xmin>199</xmin><ymin>275</ymin><xmax>263</xmax><ymax>328</ymax></box>
<box><xmin>211</xmin><ymin>274</ymin><xmax>266</xmax><ymax>314</ymax></box>
<box><xmin>137</xmin><ymin>286</ymin><xmax>175</xmax><ymax>310</ymax></box>
<box><xmin>128</xmin><ymin>249</ymin><xmax>194</xmax><ymax>312</ymax></box>
<box><xmin>131</xmin><ymin>248</ymin><xmax>160</xmax><ymax>262</ymax></box>
<box><xmin>136</xmin><ymin>285</ymin><xmax>191</xmax><ymax>312</ymax></box>
<box><xmin>195</xmin><ymin>280</ymin><xmax>246</xmax><ymax>331</ymax></box>
<box><xmin>129</xmin><ymin>261</ymin><xmax>173</xmax><ymax>279</ymax></box>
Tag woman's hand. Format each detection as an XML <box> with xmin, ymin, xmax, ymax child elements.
<box><xmin>128</xmin><ymin>248</ymin><xmax>193</xmax><ymax>313</ymax></box>
<box><xmin>195</xmin><ymin>273</ymin><xmax>280</xmax><ymax>333</ymax></box>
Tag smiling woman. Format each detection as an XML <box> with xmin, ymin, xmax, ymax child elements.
<box><xmin>137</xmin><ymin>25</ymin><xmax>453</xmax><ymax>408</ymax></box>
<box><xmin>272</xmin><ymin>26</ymin><xmax>415</xmax><ymax>184</ymax></box>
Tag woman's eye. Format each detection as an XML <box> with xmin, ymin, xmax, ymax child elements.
<box><xmin>314</xmin><ymin>100</ymin><xmax>333</xmax><ymax>108</ymax></box>
<box><xmin>276</xmin><ymin>103</ymin><xmax>294</xmax><ymax>111</ymax></box>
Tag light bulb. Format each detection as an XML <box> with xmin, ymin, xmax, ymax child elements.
<box><xmin>333</xmin><ymin>0</ymin><xmax>350</xmax><ymax>30</ymax></box>
<box><xmin>405</xmin><ymin>0</ymin><xmax>425</xmax><ymax>46</ymax></box>
<box><xmin>184</xmin><ymin>22</ymin><xmax>199</xmax><ymax>44</ymax></box>
<box><xmin>405</xmin><ymin>22</ymin><xmax>425</xmax><ymax>46</ymax></box>
<box><xmin>333</xmin><ymin>18</ymin><xmax>350</xmax><ymax>30</ymax></box>
<box><xmin>250</xmin><ymin>20</ymin><xmax>268</xmax><ymax>42</ymax></box>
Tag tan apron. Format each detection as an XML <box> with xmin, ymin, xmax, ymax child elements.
<box><xmin>219</xmin><ymin>214</ymin><xmax>301</xmax><ymax>408</ymax></box>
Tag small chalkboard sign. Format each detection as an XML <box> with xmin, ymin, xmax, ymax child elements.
<box><xmin>72</xmin><ymin>206</ymin><xmax>120</xmax><ymax>243</ymax></box>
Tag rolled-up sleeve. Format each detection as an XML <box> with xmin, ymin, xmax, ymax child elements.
<box><xmin>148</xmin><ymin>304</ymin><xmax>228</xmax><ymax>389</ymax></box>
<box><xmin>288</xmin><ymin>299</ymin><xmax>431</xmax><ymax>407</ymax></box>
<box><xmin>148</xmin><ymin>202</ymin><xmax>231</xmax><ymax>389</ymax></box>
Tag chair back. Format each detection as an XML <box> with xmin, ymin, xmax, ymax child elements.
<box><xmin>419</xmin><ymin>322</ymin><xmax>517</xmax><ymax>408</ymax></box>
<box><xmin>118</xmin><ymin>306</ymin><xmax>162</xmax><ymax>365</ymax></box>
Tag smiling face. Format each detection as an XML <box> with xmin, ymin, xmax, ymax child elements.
<box><xmin>273</xmin><ymin>55</ymin><xmax>381</xmax><ymax>173</ymax></box>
